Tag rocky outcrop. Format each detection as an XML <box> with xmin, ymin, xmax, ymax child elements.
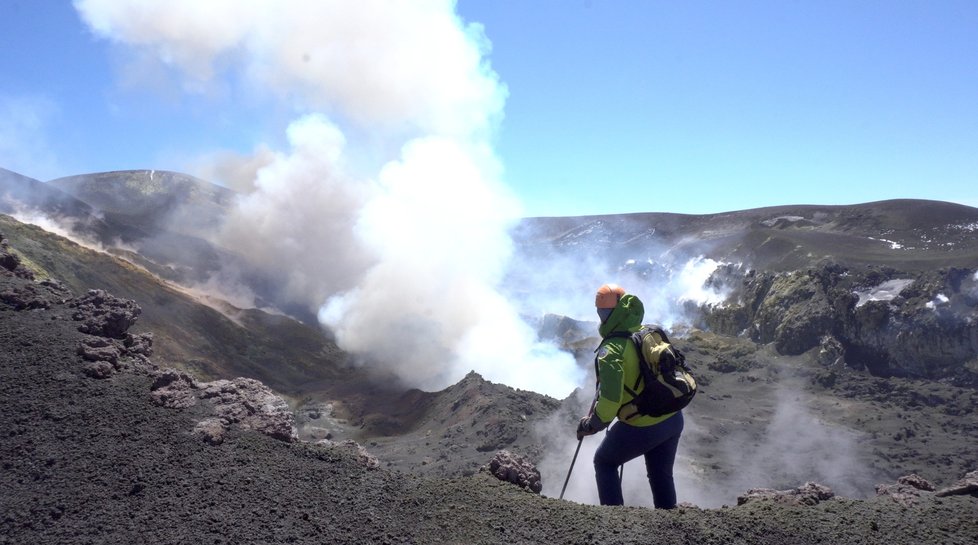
<box><xmin>936</xmin><ymin>470</ymin><xmax>978</xmax><ymax>498</ymax></box>
<box><xmin>737</xmin><ymin>482</ymin><xmax>834</xmax><ymax>506</ymax></box>
<box><xmin>482</xmin><ymin>450</ymin><xmax>542</xmax><ymax>493</ymax></box>
<box><xmin>873</xmin><ymin>471</ymin><xmax>978</xmax><ymax>505</ymax></box>
<box><xmin>69</xmin><ymin>289</ymin><xmax>142</xmax><ymax>338</ymax></box>
<box><xmin>149</xmin><ymin>369</ymin><xmax>298</xmax><ymax>444</ymax></box>
<box><xmin>875</xmin><ymin>474</ymin><xmax>935</xmax><ymax>506</ymax></box>
<box><xmin>701</xmin><ymin>264</ymin><xmax>978</xmax><ymax>384</ymax></box>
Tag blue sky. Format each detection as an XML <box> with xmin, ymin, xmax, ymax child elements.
<box><xmin>1</xmin><ymin>0</ymin><xmax>976</xmax><ymax>217</ymax></box>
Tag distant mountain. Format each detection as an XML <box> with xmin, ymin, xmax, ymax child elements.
<box><xmin>49</xmin><ymin>169</ymin><xmax>235</xmax><ymax>237</ymax></box>
<box><xmin>0</xmin><ymin>168</ymin><xmax>119</xmax><ymax>240</ymax></box>
<box><xmin>515</xmin><ymin>200</ymin><xmax>978</xmax><ymax>272</ymax></box>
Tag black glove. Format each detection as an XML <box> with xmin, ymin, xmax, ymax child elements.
<box><xmin>576</xmin><ymin>415</ymin><xmax>599</xmax><ymax>440</ymax></box>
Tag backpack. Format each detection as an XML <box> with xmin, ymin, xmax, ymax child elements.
<box><xmin>607</xmin><ymin>325</ymin><xmax>697</xmax><ymax>417</ymax></box>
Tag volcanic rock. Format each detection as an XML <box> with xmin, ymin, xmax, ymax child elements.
<box><xmin>874</xmin><ymin>474</ymin><xmax>936</xmax><ymax>506</ymax></box>
<box><xmin>77</xmin><ymin>336</ymin><xmax>121</xmax><ymax>364</ymax></box>
<box><xmin>702</xmin><ymin>263</ymin><xmax>978</xmax><ymax>384</ymax></box>
<box><xmin>935</xmin><ymin>470</ymin><xmax>978</xmax><ymax>498</ymax></box>
<box><xmin>737</xmin><ymin>482</ymin><xmax>834</xmax><ymax>506</ymax></box>
<box><xmin>150</xmin><ymin>370</ymin><xmax>299</xmax><ymax>444</ymax></box>
<box><xmin>482</xmin><ymin>450</ymin><xmax>542</xmax><ymax>493</ymax></box>
<box><xmin>69</xmin><ymin>289</ymin><xmax>142</xmax><ymax>338</ymax></box>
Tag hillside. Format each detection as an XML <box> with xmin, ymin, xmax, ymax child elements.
<box><xmin>515</xmin><ymin>200</ymin><xmax>978</xmax><ymax>271</ymax></box>
<box><xmin>3</xmin><ymin>249</ymin><xmax>977</xmax><ymax>544</ymax></box>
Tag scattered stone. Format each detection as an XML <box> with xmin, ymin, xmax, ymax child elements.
<box><xmin>875</xmin><ymin>474</ymin><xmax>935</xmax><ymax>506</ymax></box>
<box><xmin>482</xmin><ymin>450</ymin><xmax>542</xmax><ymax>494</ymax></box>
<box><xmin>737</xmin><ymin>482</ymin><xmax>834</xmax><ymax>506</ymax></box>
<box><xmin>935</xmin><ymin>470</ymin><xmax>978</xmax><ymax>498</ymax></box>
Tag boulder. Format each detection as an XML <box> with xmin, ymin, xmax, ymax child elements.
<box><xmin>482</xmin><ymin>450</ymin><xmax>542</xmax><ymax>494</ymax></box>
<box><xmin>70</xmin><ymin>289</ymin><xmax>141</xmax><ymax>338</ymax></box>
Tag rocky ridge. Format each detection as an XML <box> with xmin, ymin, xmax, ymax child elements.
<box><xmin>701</xmin><ymin>263</ymin><xmax>978</xmax><ymax>386</ymax></box>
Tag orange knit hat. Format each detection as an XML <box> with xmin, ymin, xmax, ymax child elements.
<box><xmin>595</xmin><ymin>283</ymin><xmax>626</xmax><ymax>308</ymax></box>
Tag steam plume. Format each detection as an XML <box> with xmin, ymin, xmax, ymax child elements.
<box><xmin>75</xmin><ymin>0</ymin><xmax>582</xmax><ymax>396</ymax></box>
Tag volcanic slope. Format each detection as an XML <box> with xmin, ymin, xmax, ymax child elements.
<box><xmin>4</xmin><ymin>208</ymin><xmax>978</xmax><ymax>505</ymax></box>
<box><xmin>3</xmin><ymin>247</ymin><xmax>977</xmax><ymax>545</ymax></box>
<box><xmin>0</xmin><ymin>214</ymin><xmax>576</xmax><ymax>479</ymax></box>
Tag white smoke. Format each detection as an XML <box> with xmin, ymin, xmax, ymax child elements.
<box><xmin>74</xmin><ymin>0</ymin><xmax>504</xmax><ymax>136</ymax></box>
<box><xmin>191</xmin><ymin>145</ymin><xmax>276</xmax><ymax>193</ymax></box>
<box><xmin>74</xmin><ymin>0</ymin><xmax>585</xmax><ymax>396</ymax></box>
<box><xmin>218</xmin><ymin>113</ymin><xmax>374</xmax><ymax>307</ymax></box>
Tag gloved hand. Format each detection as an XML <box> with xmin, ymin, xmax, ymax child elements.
<box><xmin>576</xmin><ymin>415</ymin><xmax>599</xmax><ymax>440</ymax></box>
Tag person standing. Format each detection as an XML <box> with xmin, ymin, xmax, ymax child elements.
<box><xmin>576</xmin><ymin>283</ymin><xmax>684</xmax><ymax>507</ymax></box>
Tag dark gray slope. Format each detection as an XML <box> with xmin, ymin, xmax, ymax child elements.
<box><xmin>3</xmin><ymin>254</ymin><xmax>978</xmax><ymax>544</ymax></box>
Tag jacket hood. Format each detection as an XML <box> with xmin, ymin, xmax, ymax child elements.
<box><xmin>598</xmin><ymin>293</ymin><xmax>644</xmax><ymax>338</ymax></box>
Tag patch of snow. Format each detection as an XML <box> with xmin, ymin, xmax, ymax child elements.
<box><xmin>867</xmin><ymin>237</ymin><xmax>904</xmax><ymax>250</ymax></box>
<box><xmin>951</xmin><ymin>222</ymin><xmax>978</xmax><ymax>232</ymax></box>
<box><xmin>854</xmin><ymin>279</ymin><xmax>914</xmax><ymax>308</ymax></box>
<box><xmin>761</xmin><ymin>215</ymin><xmax>805</xmax><ymax>227</ymax></box>
<box><xmin>926</xmin><ymin>293</ymin><xmax>950</xmax><ymax>310</ymax></box>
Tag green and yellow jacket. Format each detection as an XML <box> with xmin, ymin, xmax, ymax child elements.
<box><xmin>591</xmin><ymin>294</ymin><xmax>676</xmax><ymax>428</ymax></box>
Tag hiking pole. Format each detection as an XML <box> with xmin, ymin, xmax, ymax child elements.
<box><xmin>619</xmin><ymin>464</ymin><xmax>624</xmax><ymax>485</ymax></box>
<box><xmin>559</xmin><ymin>438</ymin><xmax>583</xmax><ymax>500</ymax></box>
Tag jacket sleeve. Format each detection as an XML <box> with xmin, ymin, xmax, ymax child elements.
<box><xmin>592</xmin><ymin>341</ymin><xmax>626</xmax><ymax>424</ymax></box>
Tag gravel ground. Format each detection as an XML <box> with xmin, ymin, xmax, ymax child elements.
<box><xmin>3</xmin><ymin>272</ymin><xmax>978</xmax><ymax>545</ymax></box>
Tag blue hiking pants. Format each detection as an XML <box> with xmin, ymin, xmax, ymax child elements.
<box><xmin>593</xmin><ymin>411</ymin><xmax>684</xmax><ymax>507</ymax></box>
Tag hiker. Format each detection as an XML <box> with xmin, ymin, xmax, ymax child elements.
<box><xmin>576</xmin><ymin>283</ymin><xmax>685</xmax><ymax>508</ymax></box>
